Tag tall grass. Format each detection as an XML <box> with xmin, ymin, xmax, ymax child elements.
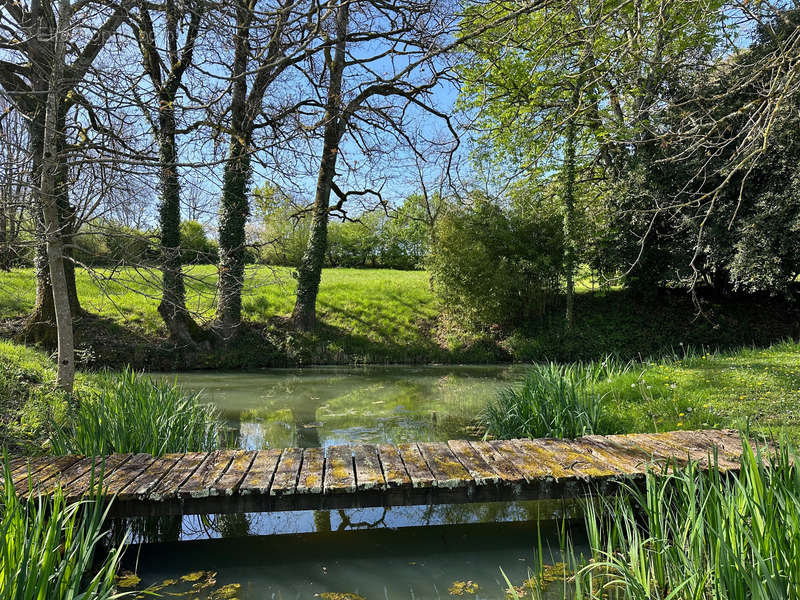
<box><xmin>0</xmin><ymin>461</ymin><xmax>126</xmax><ymax>599</ymax></box>
<box><xmin>51</xmin><ymin>368</ymin><xmax>222</xmax><ymax>456</ymax></box>
<box><xmin>483</xmin><ymin>360</ymin><xmax>623</xmax><ymax>439</ymax></box>
<box><xmin>515</xmin><ymin>437</ymin><xmax>800</xmax><ymax>599</ymax></box>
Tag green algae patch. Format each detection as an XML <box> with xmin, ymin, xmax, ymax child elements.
<box><xmin>181</xmin><ymin>570</ymin><xmax>209</xmax><ymax>582</ymax></box>
<box><xmin>210</xmin><ymin>583</ymin><xmax>242</xmax><ymax>599</ymax></box>
<box><xmin>315</xmin><ymin>593</ymin><xmax>367</xmax><ymax>600</ymax></box>
<box><xmin>115</xmin><ymin>571</ymin><xmax>141</xmax><ymax>589</ymax></box>
<box><xmin>449</xmin><ymin>580</ymin><xmax>479</xmax><ymax>595</ymax></box>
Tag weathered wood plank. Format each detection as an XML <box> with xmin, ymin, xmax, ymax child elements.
<box><xmin>178</xmin><ymin>451</ymin><xmax>236</xmax><ymax>499</ymax></box>
<box><xmin>148</xmin><ymin>452</ymin><xmax>207</xmax><ymax>500</ymax></box>
<box><xmin>418</xmin><ymin>442</ymin><xmax>472</xmax><ymax>488</ymax></box>
<box><xmin>523</xmin><ymin>438</ymin><xmax>622</xmax><ymax>479</ymax></box>
<box><xmin>63</xmin><ymin>454</ymin><xmax>132</xmax><ymax>501</ymax></box>
<box><xmin>323</xmin><ymin>445</ymin><xmax>355</xmax><ymax>494</ymax></box>
<box><xmin>270</xmin><ymin>447</ymin><xmax>303</xmax><ymax>496</ymax></box>
<box><xmin>11</xmin><ymin>455</ymin><xmax>80</xmax><ymax>492</ymax></box>
<box><xmin>9</xmin><ymin>456</ymin><xmax>51</xmax><ymax>479</ymax></box>
<box><xmin>377</xmin><ymin>444</ymin><xmax>411</xmax><ymax>489</ymax></box>
<box><xmin>103</xmin><ymin>453</ymin><xmax>155</xmax><ymax>496</ymax></box>
<box><xmin>296</xmin><ymin>448</ymin><xmax>325</xmax><ymax>494</ymax></box>
<box><xmin>447</xmin><ymin>440</ymin><xmax>500</xmax><ymax>485</ymax></box>
<box><xmin>642</xmin><ymin>432</ymin><xmax>741</xmax><ymax>471</ymax></box>
<box><xmin>240</xmin><ymin>449</ymin><xmax>282</xmax><ymax>495</ymax></box>
<box><xmin>26</xmin><ymin>457</ymin><xmax>97</xmax><ymax>498</ymax></box>
<box><xmin>396</xmin><ymin>443</ymin><xmax>435</xmax><ymax>488</ymax></box>
<box><xmin>354</xmin><ymin>445</ymin><xmax>385</xmax><ymax>491</ymax></box>
<box><xmin>490</xmin><ymin>439</ymin><xmax>553</xmax><ymax>482</ymax></box>
<box><xmin>469</xmin><ymin>441</ymin><xmax>526</xmax><ymax>484</ymax></box>
<box><xmin>580</xmin><ymin>435</ymin><xmax>656</xmax><ymax>474</ymax></box>
<box><xmin>118</xmin><ymin>454</ymin><xmax>182</xmax><ymax>501</ymax></box>
<box><xmin>214</xmin><ymin>450</ymin><xmax>257</xmax><ymax>496</ymax></box>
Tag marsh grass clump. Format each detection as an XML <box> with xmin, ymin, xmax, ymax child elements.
<box><xmin>0</xmin><ymin>461</ymin><xmax>126</xmax><ymax>599</ymax></box>
<box><xmin>483</xmin><ymin>361</ymin><xmax>621</xmax><ymax>439</ymax></box>
<box><xmin>51</xmin><ymin>367</ymin><xmax>222</xmax><ymax>456</ymax></box>
<box><xmin>512</xmin><ymin>438</ymin><xmax>800</xmax><ymax>599</ymax></box>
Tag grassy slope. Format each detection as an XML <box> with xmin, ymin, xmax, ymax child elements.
<box><xmin>1</xmin><ymin>265</ymin><xmax>798</xmax><ymax>368</ymax></box>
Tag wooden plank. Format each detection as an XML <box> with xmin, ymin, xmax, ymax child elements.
<box><xmin>469</xmin><ymin>441</ymin><xmax>526</xmax><ymax>485</ymax></box>
<box><xmin>418</xmin><ymin>442</ymin><xmax>472</xmax><ymax>488</ymax></box>
<box><xmin>396</xmin><ymin>443</ymin><xmax>435</xmax><ymax>488</ymax></box>
<box><xmin>118</xmin><ymin>454</ymin><xmax>182</xmax><ymax>501</ymax></box>
<box><xmin>353</xmin><ymin>445</ymin><xmax>385</xmax><ymax>491</ymax></box>
<box><xmin>63</xmin><ymin>454</ymin><xmax>132</xmax><ymax>501</ymax></box>
<box><xmin>178</xmin><ymin>451</ymin><xmax>236</xmax><ymax>498</ymax></box>
<box><xmin>377</xmin><ymin>444</ymin><xmax>411</xmax><ymax>489</ymax></box>
<box><xmin>643</xmin><ymin>432</ymin><xmax>740</xmax><ymax>471</ymax></box>
<box><xmin>103</xmin><ymin>453</ymin><xmax>156</xmax><ymax>496</ymax></box>
<box><xmin>578</xmin><ymin>436</ymin><xmax>653</xmax><ymax>474</ymax></box>
<box><xmin>26</xmin><ymin>457</ymin><xmax>97</xmax><ymax>498</ymax></box>
<box><xmin>240</xmin><ymin>449</ymin><xmax>282</xmax><ymax>495</ymax></box>
<box><xmin>447</xmin><ymin>440</ymin><xmax>500</xmax><ymax>485</ymax></box>
<box><xmin>672</xmin><ymin>430</ymin><xmax>745</xmax><ymax>463</ymax></box>
<box><xmin>323</xmin><ymin>445</ymin><xmax>356</xmax><ymax>494</ymax></box>
<box><xmin>213</xmin><ymin>450</ymin><xmax>257</xmax><ymax>496</ymax></box>
<box><xmin>269</xmin><ymin>447</ymin><xmax>303</xmax><ymax>496</ymax></box>
<box><xmin>523</xmin><ymin>438</ymin><xmax>622</xmax><ymax>479</ymax></box>
<box><xmin>148</xmin><ymin>452</ymin><xmax>207</xmax><ymax>500</ymax></box>
<box><xmin>9</xmin><ymin>456</ymin><xmax>51</xmax><ymax>479</ymax></box>
<box><xmin>490</xmin><ymin>439</ymin><xmax>553</xmax><ymax>482</ymax></box>
<box><xmin>12</xmin><ymin>455</ymin><xmax>80</xmax><ymax>493</ymax></box>
<box><xmin>296</xmin><ymin>447</ymin><xmax>325</xmax><ymax>494</ymax></box>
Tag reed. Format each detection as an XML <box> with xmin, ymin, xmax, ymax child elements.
<box><xmin>482</xmin><ymin>360</ymin><xmax>621</xmax><ymax>439</ymax></box>
<box><xmin>51</xmin><ymin>367</ymin><xmax>222</xmax><ymax>456</ymax></box>
<box><xmin>0</xmin><ymin>460</ymin><xmax>126</xmax><ymax>599</ymax></box>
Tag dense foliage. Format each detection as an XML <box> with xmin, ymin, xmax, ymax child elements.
<box><xmin>428</xmin><ymin>195</ymin><xmax>564</xmax><ymax>327</ymax></box>
<box><xmin>611</xmin><ymin>11</ymin><xmax>800</xmax><ymax>296</ymax></box>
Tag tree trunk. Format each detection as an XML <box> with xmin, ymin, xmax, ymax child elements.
<box><xmin>292</xmin><ymin>2</ymin><xmax>349</xmax><ymax>332</ymax></box>
<box><xmin>214</xmin><ymin>0</ymin><xmax>253</xmax><ymax>341</ymax></box>
<box><xmin>156</xmin><ymin>102</ymin><xmax>202</xmax><ymax>346</ymax></box>
<box><xmin>215</xmin><ymin>142</ymin><xmax>251</xmax><ymax>340</ymax></box>
<box><xmin>22</xmin><ymin>100</ymin><xmax>81</xmax><ymax>346</ymax></box>
<box><xmin>40</xmin><ymin>0</ymin><xmax>74</xmax><ymax>393</ymax></box>
<box><xmin>563</xmin><ymin>82</ymin><xmax>580</xmax><ymax>331</ymax></box>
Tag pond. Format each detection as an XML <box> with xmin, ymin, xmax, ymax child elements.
<box><xmin>128</xmin><ymin>365</ymin><xmax>584</xmax><ymax>599</ymax></box>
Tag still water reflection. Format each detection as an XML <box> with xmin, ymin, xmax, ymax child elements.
<box><xmin>155</xmin><ymin>364</ymin><xmax>528</xmax><ymax>448</ymax></box>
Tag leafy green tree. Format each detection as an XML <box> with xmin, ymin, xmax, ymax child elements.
<box><xmin>180</xmin><ymin>221</ymin><xmax>218</xmax><ymax>265</ymax></box>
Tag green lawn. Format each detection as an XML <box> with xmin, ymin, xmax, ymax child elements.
<box><xmin>1</xmin><ymin>265</ymin><xmax>797</xmax><ymax>368</ymax></box>
<box><xmin>599</xmin><ymin>341</ymin><xmax>800</xmax><ymax>440</ymax></box>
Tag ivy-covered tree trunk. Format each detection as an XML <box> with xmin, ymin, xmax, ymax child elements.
<box><xmin>215</xmin><ymin>140</ymin><xmax>251</xmax><ymax>340</ymax></box>
<box><xmin>292</xmin><ymin>2</ymin><xmax>348</xmax><ymax>332</ymax></box>
<box><xmin>562</xmin><ymin>82</ymin><xmax>580</xmax><ymax>331</ymax></box>
<box><xmin>156</xmin><ymin>102</ymin><xmax>202</xmax><ymax>346</ymax></box>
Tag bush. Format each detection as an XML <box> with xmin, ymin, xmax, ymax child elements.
<box><xmin>428</xmin><ymin>196</ymin><xmax>563</xmax><ymax>327</ymax></box>
<box><xmin>0</xmin><ymin>461</ymin><xmax>126</xmax><ymax>599</ymax></box>
<box><xmin>51</xmin><ymin>368</ymin><xmax>222</xmax><ymax>456</ymax></box>
<box><xmin>180</xmin><ymin>220</ymin><xmax>219</xmax><ymax>264</ymax></box>
<box><xmin>483</xmin><ymin>361</ymin><xmax>616</xmax><ymax>439</ymax></box>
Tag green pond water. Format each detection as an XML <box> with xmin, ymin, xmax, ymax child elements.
<box><xmin>130</xmin><ymin>365</ymin><xmax>585</xmax><ymax>599</ymax></box>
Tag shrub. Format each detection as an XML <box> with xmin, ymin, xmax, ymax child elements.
<box><xmin>0</xmin><ymin>461</ymin><xmax>126</xmax><ymax>599</ymax></box>
<box><xmin>51</xmin><ymin>368</ymin><xmax>222</xmax><ymax>456</ymax></box>
<box><xmin>428</xmin><ymin>196</ymin><xmax>563</xmax><ymax>327</ymax></box>
<box><xmin>483</xmin><ymin>362</ymin><xmax>615</xmax><ymax>439</ymax></box>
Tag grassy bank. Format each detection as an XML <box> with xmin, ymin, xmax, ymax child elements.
<box><xmin>485</xmin><ymin>342</ymin><xmax>800</xmax><ymax>442</ymax></box>
<box><xmin>1</xmin><ymin>266</ymin><xmax>798</xmax><ymax>369</ymax></box>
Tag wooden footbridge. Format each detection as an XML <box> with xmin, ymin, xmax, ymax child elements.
<box><xmin>8</xmin><ymin>430</ymin><xmax>749</xmax><ymax>518</ymax></box>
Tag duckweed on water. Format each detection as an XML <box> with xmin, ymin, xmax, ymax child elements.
<box><xmin>449</xmin><ymin>580</ymin><xmax>480</xmax><ymax>595</ymax></box>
